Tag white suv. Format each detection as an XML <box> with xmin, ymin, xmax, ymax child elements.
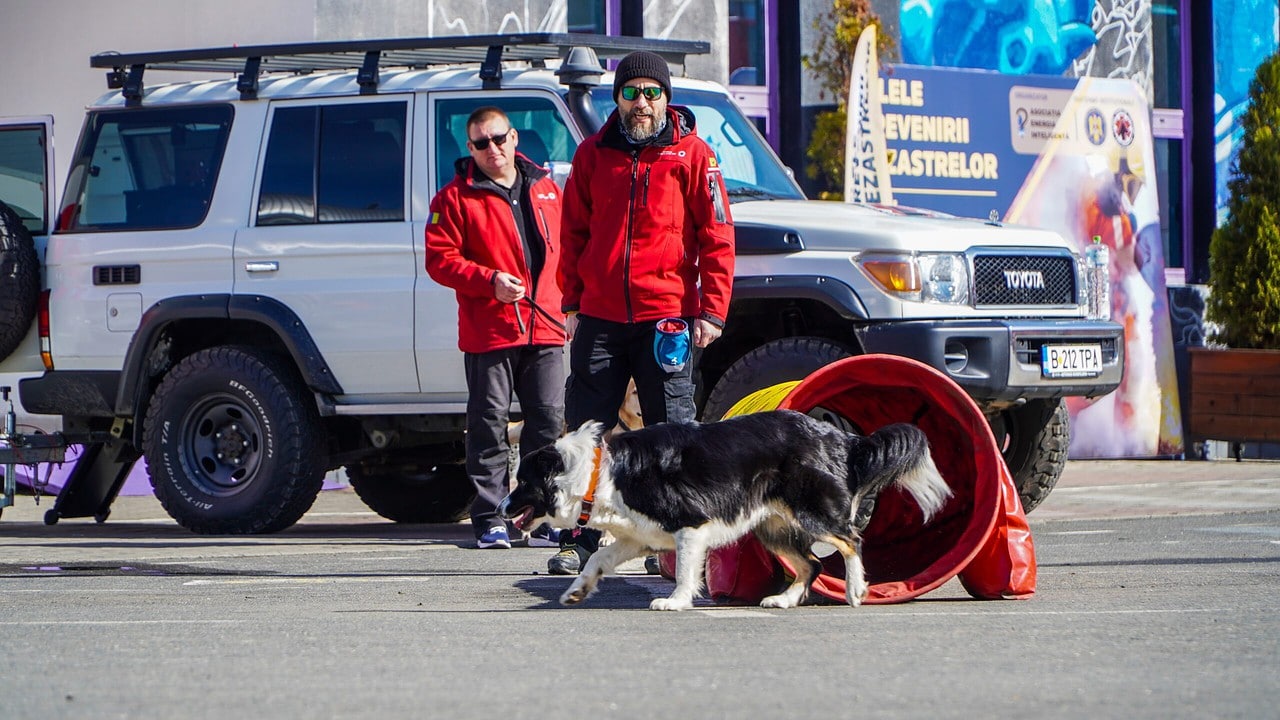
<box><xmin>0</xmin><ymin>34</ymin><xmax>1122</xmax><ymax>532</ymax></box>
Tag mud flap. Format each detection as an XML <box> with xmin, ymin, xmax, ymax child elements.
<box><xmin>46</xmin><ymin>439</ymin><xmax>140</xmax><ymax>524</ymax></box>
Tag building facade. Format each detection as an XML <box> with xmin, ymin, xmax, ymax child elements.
<box><xmin>2</xmin><ymin>0</ymin><xmax>1277</xmax><ymax>286</ymax></box>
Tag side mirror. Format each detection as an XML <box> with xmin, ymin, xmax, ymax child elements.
<box><xmin>545</xmin><ymin>161</ymin><xmax>573</xmax><ymax>189</ymax></box>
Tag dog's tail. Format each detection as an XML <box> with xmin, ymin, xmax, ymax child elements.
<box><xmin>849</xmin><ymin>423</ymin><xmax>951</xmax><ymax>523</ymax></box>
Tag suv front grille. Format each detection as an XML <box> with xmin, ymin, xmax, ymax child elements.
<box><xmin>973</xmin><ymin>254</ymin><xmax>1076</xmax><ymax>306</ymax></box>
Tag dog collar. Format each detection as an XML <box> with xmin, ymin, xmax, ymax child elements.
<box><xmin>574</xmin><ymin>447</ymin><xmax>603</xmax><ymax>533</ymax></box>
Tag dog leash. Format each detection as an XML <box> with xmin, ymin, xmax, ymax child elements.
<box><xmin>572</xmin><ymin>446</ymin><xmax>603</xmax><ymax>537</ymax></box>
<box><xmin>512</xmin><ymin>296</ymin><xmax>567</xmax><ymax>334</ymax></box>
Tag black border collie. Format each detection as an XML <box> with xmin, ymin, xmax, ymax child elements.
<box><xmin>498</xmin><ymin>409</ymin><xmax>950</xmax><ymax>611</ymax></box>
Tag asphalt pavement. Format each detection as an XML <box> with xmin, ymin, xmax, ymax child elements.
<box><xmin>1</xmin><ymin>457</ymin><xmax>1278</xmax><ymax>719</ymax></box>
<box><xmin>8</xmin><ymin>455</ymin><xmax>1280</xmax><ymax>528</ymax></box>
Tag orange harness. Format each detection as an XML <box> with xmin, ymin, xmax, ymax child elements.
<box><xmin>572</xmin><ymin>447</ymin><xmax>603</xmax><ymax>536</ymax></box>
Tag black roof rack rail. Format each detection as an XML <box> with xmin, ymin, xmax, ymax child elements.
<box><xmin>91</xmin><ymin>33</ymin><xmax>710</xmax><ymax>101</ymax></box>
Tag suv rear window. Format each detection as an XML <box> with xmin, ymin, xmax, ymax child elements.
<box><xmin>59</xmin><ymin>105</ymin><xmax>232</xmax><ymax>231</ymax></box>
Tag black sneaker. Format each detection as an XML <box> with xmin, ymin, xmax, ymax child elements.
<box><xmin>644</xmin><ymin>554</ymin><xmax>662</xmax><ymax>575</ymax></box>
<box><xmin>547</xmin><ymin>544</ymin><xmax>590</xmax><ymax>575</ymax></box>
<box><xmin>526</xmin><ymin>523</ymin><xmax>561</xmax><ymax>548</ymax></box>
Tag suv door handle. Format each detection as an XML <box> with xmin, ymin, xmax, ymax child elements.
<box><xmin>245</xmin><ymin>261</ymin><xmax>279</xmax><ymax>273</ymax></box>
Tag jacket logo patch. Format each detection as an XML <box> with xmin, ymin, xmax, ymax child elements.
<box><xmin>659</xmin><ymin>150</ymin><xmax>688</xmax><ymax>158</ymax></box>
<box><xmin>429</xmin><ymin>212</ymin><xmax>441</xmax><ymax>224</ymax></box>
<box><xmin>536</xmin><ymin>192</ymin><xmax>557</xmax><ymax>200</ymax></box>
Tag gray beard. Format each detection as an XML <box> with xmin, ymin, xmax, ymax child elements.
<box><xmin>622</xmin><ymin>110</ymin><xmax>667</xmax><ymax>143</ymax></box>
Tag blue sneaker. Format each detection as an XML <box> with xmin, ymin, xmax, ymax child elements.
<box><xmin>526</xmin><ymin>523</ymin><xmax>560</xmax><ymax>548</ymax></box>
<box><xmin>477</xmin><ymin>525</ymin><xmax>511</xmax><ymax>549</ymax></box>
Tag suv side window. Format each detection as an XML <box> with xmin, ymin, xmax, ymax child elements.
<box><xmin>59</xmin><ymin>105</ymin><xmax>233</xmax><ymax>231</ymax></box>
<box><xmin>433</xmin><ymin>95</ymin><xmax>576</xmax><ymax>191</ymax></box>
<box><xmin>258</xmin><ymin>100</ymin><xmax>407</xmax><ymax>225</ymax></box>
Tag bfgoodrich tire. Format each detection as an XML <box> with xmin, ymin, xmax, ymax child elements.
<box><xmin>702</xmin><ymin>337</ymin><xmax>852</xmax><ymax>422</ymax></box>
<box><xmin>0</xmin><ymin>200</ymin><xmax>40</xmax><ymax>361</ymax></box>
<box><xmin>346</xmin><ymin>459</ymin><xmax>475</xmax><ymax>524</ymax></box>
<box><xmin>142</xmin><ymin>346</ymin><xmax>325</xmax><ymax>534</ymax></box>
<box><xmin>990</xmin><ymin>398</ymin><xmax>1070</xmax><ymax>513</ymax></box>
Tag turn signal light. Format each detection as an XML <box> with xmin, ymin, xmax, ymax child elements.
<box><xmin>862</xmin><ymin>260</ymin><xmax>921</xmax><ymax>293</ymax></box>
<box><xmin>38</xmin><ymin>290</ymin><xmax>53</xmax><ymax>370</ymax></box>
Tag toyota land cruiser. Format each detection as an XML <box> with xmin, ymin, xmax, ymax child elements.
<box><xmin>0</xmin><ymin>34</ymin><xmax>1122</xmax><ymax>532</ymax></box>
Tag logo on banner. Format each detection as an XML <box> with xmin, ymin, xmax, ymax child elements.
<box><xmin>1084</xmin><ymin>108</ymin><xmax>1106</xmax><ymax>146</ymax></box>
<box><xmin>1112</xmin><ymin>109</ymin><xmax>1134</xmax><ymax>146</ymax></box>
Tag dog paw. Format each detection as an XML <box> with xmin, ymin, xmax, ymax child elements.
<box><xmin>760</xmin><ymin>594</ymin><xmax>798</xmax><ymax>609</ymax></box>
<box><xmin>649</xmin><ymin>597</ymin><xmax>692</xmax><ymax>611</ymax></box>
<box><xmin>846</xmin><ymin>583</ymin><xmax>868</xmax><ymax>608</ymax></box>
<box><xmin>560</xmin><ymin>587</ymin><xmax>589</xmax><ymax>606</ymax></box>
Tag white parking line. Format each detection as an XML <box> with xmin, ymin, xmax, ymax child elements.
<box><xmin>0</xmin><ymin>619</ymin><xmax>242</xmax><ymax>626</ymax></box>
<box><xmin>183</xmin><ymin>576</ymin><xmax>432</xmax><ymax>586</ymax></box>
<box><xmin>694</xmin><ymin>608</ymin><xmax>777</xmax><ymax>618</ymax></box>
<box><xmin>833</xmin><ymin>608</ymin><xmax>1227</xmax><ymax>617</ymax></box>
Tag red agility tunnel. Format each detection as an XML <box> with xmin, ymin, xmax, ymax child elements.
<box><xmin>679</xmin><ymin>354</ymin><xmax>1036</xmax><ymax>605</ymax></box>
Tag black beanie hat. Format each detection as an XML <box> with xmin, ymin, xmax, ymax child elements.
<box><xmin>613</xmin><ymin>50</ymin><xmax>672</xmax><ymax>102</ymax></box>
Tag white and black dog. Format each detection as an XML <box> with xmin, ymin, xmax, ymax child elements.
<box><xmin>498</xmin><ymin>409</ymin><xmax>951</xmax><ymax>611</ymax></box>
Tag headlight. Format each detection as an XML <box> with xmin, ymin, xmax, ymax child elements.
<box><xmin>858</xmin><ymin>252</ymin><xmax>970</xmax><ymax>304</ymax></box>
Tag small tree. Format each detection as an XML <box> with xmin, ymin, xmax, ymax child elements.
<box><xmin>801</xmin><ymin>0</ymin><xmax>896</xmax><ymax>200</ymax></box>
<box><xmin>1207</xmin><ymin>50</ymin><xmax>1280</xmax><ymax>349</ymax></box>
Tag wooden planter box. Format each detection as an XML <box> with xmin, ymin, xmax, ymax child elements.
<box><xmin>1187</xmin><ymin>347</ymin><xmax>1280</xmax><ymax>443</ymax></box>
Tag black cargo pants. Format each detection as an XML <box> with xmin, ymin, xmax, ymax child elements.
<box><xmin>464</xmin><ymin>344</ymin><xmax>565</xmax><ymax>538</ymax></box>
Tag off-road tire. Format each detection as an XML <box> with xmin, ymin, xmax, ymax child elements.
<box><xmin>142</xmin><ymin>346</ymin><xmax>325</xmax><ymax>534</ymax></box>
<box><xmin>702</xmin><ymin>337</ymin><xmax>852</xmax><ymax>421</ymax></box>
<box><xmin>346</xmin><ymin>460</ymin><xmax>474</xmax><ymax>524</ymax></box>
<box><xmin>991</xmin><ymin>398</ymin><xmax>1070</xmax><ymax>513</ymax></box>
<box><xmin>0</xmin><ymin>200</ymin><xmax>40</xmax><ymax>361</ymax></box>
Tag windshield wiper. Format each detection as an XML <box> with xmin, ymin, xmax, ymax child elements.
<box><xmin>728</xmin><ymin>187</ymin><xmax>773</xmax><ymax>200</ymax></box>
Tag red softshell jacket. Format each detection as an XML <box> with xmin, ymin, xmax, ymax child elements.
<box><xmin>425</xmin><ymin>154</ymin><xmax>566</xmax><ymax>353</ymax></box>
<box><xmin>559</xmin><ymin>106</ymin><xmax>734</xmax><ymax>325</ymax></box>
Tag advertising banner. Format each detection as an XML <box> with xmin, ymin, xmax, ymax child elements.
<box><xmin>844</xmin><ymin>24</ymin><xmax>894</xmax><ymax>205</ymax></box>
<box><xmin>880</xmin><ymin>64</ymin><xmax>1183</xmax><ymax>458</ymax></box>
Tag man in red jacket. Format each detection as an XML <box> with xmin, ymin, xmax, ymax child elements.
<box><xmin>550</xmin><ymin>51</ymin><xmax>735</xmax><ymax>575</ymax></box>
<box><xmin>426</xmin><ymin>107</ymin><xmax>567</xmax><ymax>550</ymax></box>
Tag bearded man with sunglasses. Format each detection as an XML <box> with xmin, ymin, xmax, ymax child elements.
<box><xmin>550</xmin><ymin>51</ymin><xmax>736</xmax><ymax>576</ymax></box>
<box><xmin>426</xmin><ymin>106</ymin><xmax>566</xmax><ymax>550</ymax></box>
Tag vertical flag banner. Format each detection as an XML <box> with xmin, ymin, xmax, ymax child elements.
<box><xmin>844</xmin><ymin>25</ymin><xmax>894</xmax><ymax>205</ymax></box>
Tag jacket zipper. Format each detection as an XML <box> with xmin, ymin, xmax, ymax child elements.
<box><xmin>624</xmin><ymin>152</ymin><xmax>640</xmax><ymax>322</ymax></box>
<box><xmin>527</xmin><ymin>206</ymin><xmax>556</xmax><ymax>344</ymax></box>
<box><xmin>485</xmin><ymin>178</ymin><xmax>530</xmax><ymax>343</ymax></box>
<box><xmin>642</xmin><ymin>167</ymin><xmax>651</xmax><ymax>208</ymax></box>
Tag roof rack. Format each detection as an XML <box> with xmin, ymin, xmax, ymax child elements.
<box><xmin>90</xmin><ymin>33</ymin><xmax>710</xmax><ymax>103</ymax></box>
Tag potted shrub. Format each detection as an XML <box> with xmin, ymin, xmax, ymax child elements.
<box><xmin>1189</xmin><ymin>50</ymin><xmax>1280</xmax><ymax>448</ymax></box>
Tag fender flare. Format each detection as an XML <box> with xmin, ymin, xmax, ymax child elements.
<box><xmin>115</xmin><ymin>294</ymin><xmax>343</xmax><ymax>419</ymax></box>
<box><xmin>730</xmin><ymin>275</ymin><xmax>869</xmax><ymax>319</ymax></box>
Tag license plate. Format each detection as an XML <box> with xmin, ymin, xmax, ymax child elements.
<box><xmin>1041</xmin><ymin>344</ymin><xmax>1103</xmax><ymax>378</ymax></box>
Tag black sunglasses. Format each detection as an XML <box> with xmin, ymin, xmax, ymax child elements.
<box><xmin>469</xmin><ymin>129</ymin><xmax>511</xmax><ymax>150</ymax></box>
<box><xmin>620</xmin><ymin>85</ymin><xmax>664</xmax><ymax>102</ymax></box>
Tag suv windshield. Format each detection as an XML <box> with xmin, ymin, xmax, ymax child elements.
<box><xmin>588</xmin><ymin>87</ymin><xmax>804</xmax><ymax>202</ymax></box>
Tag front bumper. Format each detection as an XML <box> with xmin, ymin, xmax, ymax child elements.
<box><xmin>856</xmin><ymin>319</ymin><xmax>1124</xmax><ymax>403</ymax></box>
